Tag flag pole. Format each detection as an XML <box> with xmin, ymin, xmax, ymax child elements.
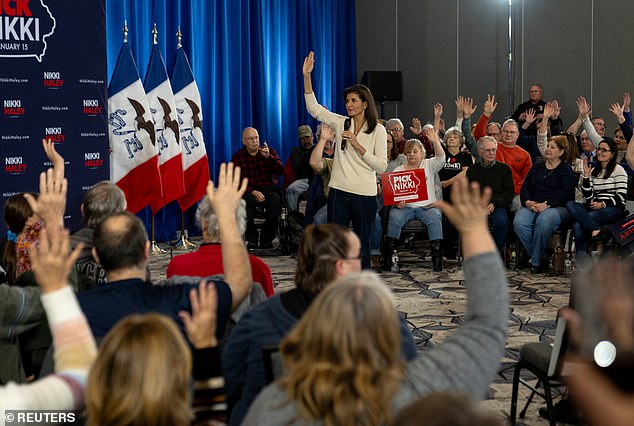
<box><xmin>151</xmin><ymin>215</ymin><xmax>167</xmax><ymax>254</ymax></box>
<box><xmin>175</xmin><ymin>213</ymin><xmax>196</xmax><ymax>249</ymax></box>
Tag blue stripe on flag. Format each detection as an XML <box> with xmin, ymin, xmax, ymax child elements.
<box><xmin>144</xmin><ymin>45</ymin><xmax>168</xmax><ymax>93</ymax></box>
<box><xmin>170</xmin><ymin>47</ymin><xmax>195</xmax><ymax>93</ymax></box>
<box><xmin>108</xmin><ymin>42</ymin><xmax>142</xmax><ymax>96</ymax></box>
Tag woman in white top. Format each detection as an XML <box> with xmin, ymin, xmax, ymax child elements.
<box><xmin>384</xmin><ymin>127</ymin><xmax>446</xmax><ymax>271</ymax></box>
<box><xmin>302</xmin><ymin>51</ymin><xmax>387</xmax><ymax>269</ymax></box>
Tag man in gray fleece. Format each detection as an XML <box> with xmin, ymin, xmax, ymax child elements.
<box><xmin>242</xmin><ymin>176</ymin><xmax>509</xmax><ymax>425</ymax></box>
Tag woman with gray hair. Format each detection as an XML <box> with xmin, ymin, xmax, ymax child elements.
<box><xmin>167</xmin><ymin>196</ymin><xmax>273</xmax><ymax>296</ymax></box>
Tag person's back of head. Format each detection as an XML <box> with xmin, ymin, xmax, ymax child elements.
<box><xmin>83</xmin><ymin>182</ymin><xmax>127</xmax><ymax>228</ymax></box>
<box><xmin>281</xmin><ymin>271</ymin><xmax>404</xmax><ymax>426</ymax></box>
<box><xmin>86</xmin><ymin>313</ymin><xmax>192</xmax><ymax>426</ymax></box>
<box><xmin>389</xmin><ymin>393</ymin><xmax>504</xmax><ymax>426</ymax></box>
<box><xmin>93</xmin><ymin>211</ymin><xmax>147</xmax><ymax>273</ymax></box>
<box><xmin>196</xmin><ymin>196</ymin><xmax>247</xmax><ymax>242</ymax></box>
<box><xmin>294</xmin><ymin>223</ymin><xmax>351</xmax><ymax>293</ymax></box>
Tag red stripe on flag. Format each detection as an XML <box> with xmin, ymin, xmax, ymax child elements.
<box><xmin>116</xmin><ymin>156</ymin><xmax>162</xmax><ymax>214</ymax></box>
<box><xmin>178</xmin><ymin>155</ymin><xmax>210</xmax><ymax>212</ymax></box>
<box><xmin>151</xmin><ymin>154</ymin><xmax>186</xmax><ymax>213</ymax></box>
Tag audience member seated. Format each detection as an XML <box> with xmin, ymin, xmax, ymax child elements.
<box><xmin>77</xmin><ymin>164</ymin><xmax>252</xmax><ymax>339</ymax></box>
<box><xmin>69</xmin><ymin>182</ymin><xmax>127</xmax><ymax>291</ymax></box>
<box><xmin>383</xmin><ymin>129</ymin><xmax>445</xmax><ymax>271</ymax></box>
<box><xmin>388</xmin><ymin>392</ymin><xmax>504</xmax><ymax>426</ymax></box>
<box><xmin>222</xmin><ymin>223</ymin><xmax>418</xmax><ymax>425</ymax></box>
<box><xmin>463</xmin><ymin>100</ymin><xmax>532</xmax><ymax>212</ymax></box>
<box><xmin>511</xmin><ymin>83</ymin><xmax>547</xmax><ymax>135</ymax></box>
<box><xmin>1</xmin><ymin>173</ymin><xmax>97</xmax><ymax>415</ymax></box>
<box><xmin>305</xmin><ymin>124</ymin><xmax>334</xmax><ymax>226</ymax></box>
<box><xmin>3</xmin><ymin>139</ymin><xmax>65</xmax><ymax>286</ymax></box>
<box><xmin>513</xmin><ymin>136</ymin><xmax>576</xmax><ymax>273</ymax></box>
<box><xmin>466</xmin><ymin>136</ymin><xmax>514</xmax><ymax>255</ymax></box>
<box><xmin>519</xmin><ymin>100</ymin><xmax>563</xmax><ymax>163</ymax></box>
<box><xmin>567</xmin><ymin>139</ymin><xmax>627</xmax><ymax>254</ymax></box>
<box><xmin>283</xmin><ymin>125</ymin><xmax>315</xmax><ymax>213</ymax></box>
<box><xmin>167</xmin><ymin>194</ymin><xmax>274</xmax><ymax>297</ymax></box>
<box><xmin>242</xmin><ymin>177</ymin><xmax>508</xmax><ymax>425</ymax></box>
<box><xmin>439</xmin><ymin>122</ymin><xmax>472</xmax><ymax>259</ymax></box>
<box><xmin>387</xmin><ymin>117</ymin><xmax>433</xmax><ymax>156</ymax></box>
<box><xmin>231</xmin><ymin>127</ymin><xmax>284</xmax><ymax>249</ymax></box>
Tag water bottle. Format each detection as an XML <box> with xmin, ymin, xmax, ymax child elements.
<box><xmin>391</xmin><ymin>250</ymin><xmax>400</xmax><ymax>273</ymax></box>
<box><xmin>564</xmin><ymin>254</ymin><xmax>572</xmax><ymax>277</ymax></box>
<box><xmin>510</xmin><ymin>250</ymin><xmax>517</xmax><ymax>270</ymax></box>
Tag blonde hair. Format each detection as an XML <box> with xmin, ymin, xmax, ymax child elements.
<box><xmin>86</xmin><ymin>314</ymin><xmax>192</xmax><ymax>426</ymax></box>
<box><xmin>404</xmin><ymin>138</ymin><xmax>426</xmax><ymax>157</ymax></box>
<box><xmin>280</xmin><ymin>271</ymin><xmax>405</xmax><ymax>426</ymax></box>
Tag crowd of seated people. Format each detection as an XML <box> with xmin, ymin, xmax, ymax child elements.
<box><xmin>4</xmin><ymin>50</ymin><xmax>634</xmax><ymax>425</ymax></box>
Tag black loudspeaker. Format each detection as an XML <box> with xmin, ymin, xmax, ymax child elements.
<box><xmin>361</xmin><ymin>71</ymin><xmax>403</xmax><ymax>102</ymax></box>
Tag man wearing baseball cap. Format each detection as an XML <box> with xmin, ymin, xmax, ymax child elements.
<box><xmin>284</xmin><ymin>125</ymin><xmax>315</xmax><ymax>213</ymax></box>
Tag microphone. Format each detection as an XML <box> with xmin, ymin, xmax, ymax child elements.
<box><xmin>342</xmin><ymin>117</ymin><xmax>351</xmax><ymax>150</ymax></box>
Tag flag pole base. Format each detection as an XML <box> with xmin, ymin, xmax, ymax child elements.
<box><xmin>174</xmin><ymin>234</ymin><xmax>197</xmax><ymax>249</ymax></box>
<box><xmin>151</xmin><ymin>240</ymin><xmax>167</xmax><ymax>255</ymax></box>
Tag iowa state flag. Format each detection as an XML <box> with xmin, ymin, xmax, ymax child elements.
<box><xmin>170</xmin><ymin>46</ymin><xmax>210</xmax><ymax>212</ymax></box>
<box><xmin>144</xmin><ymin>44</ymin><xmax>185</xmax><ymax>213</ymax></box>
<box><xmin>108</xmin><ymin>42</ymin><xmax>162</xmax><ymax>213</ymax></box>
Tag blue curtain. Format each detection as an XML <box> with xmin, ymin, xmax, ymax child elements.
<box><xmin>106</xmin><ymin>0</ymin><xmax>356</xmax><ymax>240</ymax></box>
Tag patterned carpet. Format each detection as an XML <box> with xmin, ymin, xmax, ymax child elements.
<box><xmin>149</xmin><ymin>240</ymin><xmax>573</xmax><ymax>426</ymax></box>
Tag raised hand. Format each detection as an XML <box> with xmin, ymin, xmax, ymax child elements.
<box><xmin>577</xmin><ymin>96</ymin><xmax>590</xmax><ymax>119</ymax></box>
<box><xmin>550</xmin><ymin>100</ymin><xmax>561</xmax><ymax>119</ymax></box>
<box><xmin>455</xmin><ymin>96</ymin><xmax>464</xmax><ymax>119</ymax></box>
<box><xmin>623</xmin><ymin>91</ymin><xmax>631</xmax><ymax>112</ymax></box>
<box><xmin>24</xmin><ymin>168</ymin><xmax>67</xmax><ymax>228</ymax></box>
<box><xmin>463</xmin><ymin>97</ymin><xmax>477</xmax><ymax>119</ymax></box>
<box><xmin>524</xmin><ymin>108</ymin><xmax>537</xmax><ymax>125</ymax></box>
<box><xmin>42</xmin><ymin>138</ymin><xmax>64</xmax><ymax>183</ymax></box>
<box><xmin>582</xmin><ymin>156</ymin><xmax>591</xmax><ymax>177</ymax></box>
<box><xmin>434</xmin><ymin>103</ymin><xmax>443</xmax><ymax>118</ymax></box>
<box><xmin>30</xmin><ymin>227</ymin><xmax>82</xmax><ymax>294</ymax></box>
<box><xmin>410</xmin><ymin>117</ymin><xmax>422</xmax><ymax>135</ymax></box>
<box><xmin>320</xmin><ymin>123</ymin><xmax>335</xmax><ymax>141</ymax></box>
<box><xmin>207</xmin><ymin>163</ymin><xmax>248</xmax><ymax>222</ymax></box>
<box><xmin>302</xmin><ymin>51</ymin><xmax>314</xmax><ymax>76</ymax></box>
<box><xmin>179</xmin><ymin>281</ymin><xmax>218</xmax><ymax>349</ymax></box>
<box><xmin>609</xmin><ymin>102</ymin><xmax>625</xmax><ymax>122</ymax></box>
<box><xmin>542</xmin><ymin>102</ymin><xmax>554</xmax><ymax>120</ymax></box>
<box><xmin>483</xmin><ymin>94</ymin><xmax>497</xmax><ymax>117</ymax></box>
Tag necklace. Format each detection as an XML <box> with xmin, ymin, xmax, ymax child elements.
<box><xmin>354</xmin><ymin>119</ymin><xmax>366</xmax><ymax>135</ymax></box>
<box><xmin>542</xmin><ymin>161</ymin><xmax>559</xmax><ymax>179</ymax></box>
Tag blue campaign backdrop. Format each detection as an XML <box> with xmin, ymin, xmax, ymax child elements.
<box><xmin>105</xmin><ymin>0</ymin><xmax>357</xmax><ymax>241</ymax></box>
<box><xmin>0</xmin><ymin>0</ymin><xmax>108</xmax><ymax>235</ymax></box>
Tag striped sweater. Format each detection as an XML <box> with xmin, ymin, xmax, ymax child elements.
<box><xmin>0</xmin><ymin>286</ymin><xmax>97</xmax><ymax>424</ymax></box>
<box><xmin>581</xmin><ymin>164</ymin><xmax>628</xmax><ymax>210</ymax></box>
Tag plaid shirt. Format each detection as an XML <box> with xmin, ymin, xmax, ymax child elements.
<box><xmin>231</xmin><ymin>147</ymin><xmax>283</xmax><ymax>192</ymax></box>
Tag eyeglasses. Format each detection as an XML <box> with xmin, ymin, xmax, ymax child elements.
<box><xmin>482</xmin><ymin>148</ymin><xmax>497</xmax><ymax>153</ymax></box>
<box><xmin>597</xmin><ymin>147</ymin><xmax>611</xmax><ymax>153</ymax></box>
<box><xmin>502</xmin><ymin>130</ymin><xmax>518</xmax><ymax>134</ymax></box>
<box><xmin>388</xmin><ymin>127</ymin><xmax>403</xmax><ymax>132</ymax></box>
<box><xmin>529</xmin><ymin>90</ymin><xmax>542</xmax><ymax>93</ymax></box>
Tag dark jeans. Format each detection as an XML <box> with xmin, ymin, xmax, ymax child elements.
<box><xmin>489</xmin><ymin>207</ymin><xmax>509</xmax><ymax>255</ymax></box>
<box><xmin>244</xmin><ymin>188</ymin><xmax>282</xmax><ymax>244</ymax></box>
<box><xmin>327</xmin><ymin>188</ymin><xmax>378</xmax><ymax>269</ymax></box>
<box><xmin>566</xmin><ymin>201</ymin><xmax>624</xmax><ymax>252</ymax></box>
